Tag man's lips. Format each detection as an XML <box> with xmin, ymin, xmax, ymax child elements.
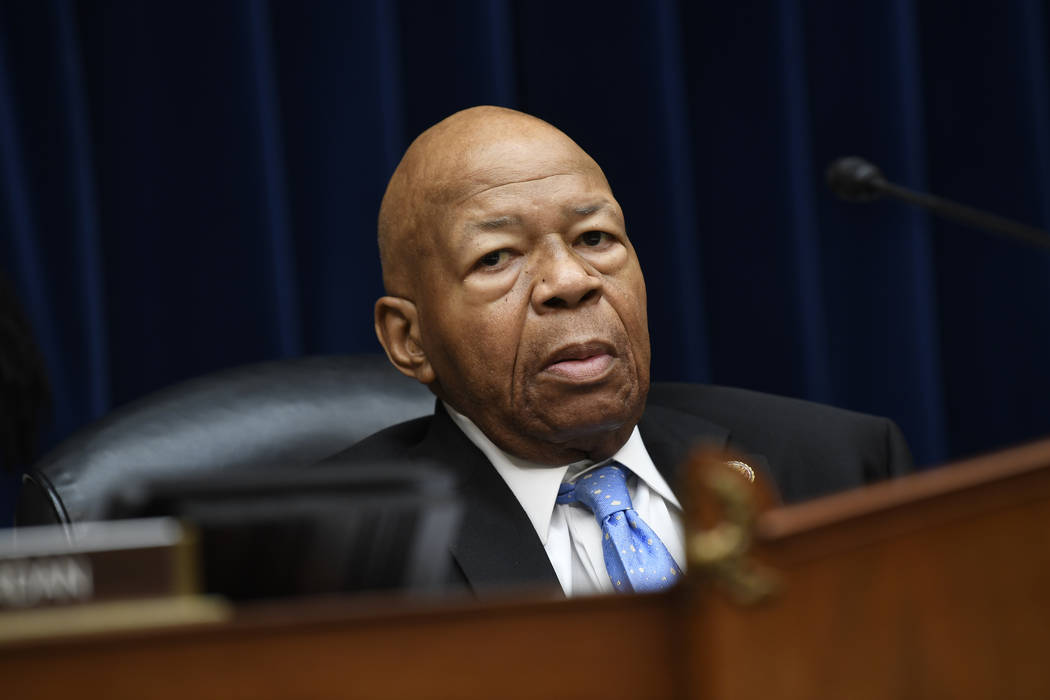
<box><xmin>543</xmin><ymin>342</ymin><xmax>617</xmax><ymax>382</ymax></box>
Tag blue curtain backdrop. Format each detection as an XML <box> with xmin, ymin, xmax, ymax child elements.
<box><xmin>2</xmin><ymin>0</ymin><xmax>1049</xmax><ymax>521</ymax></box>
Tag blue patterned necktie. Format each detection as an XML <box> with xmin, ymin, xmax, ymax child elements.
<box><xmin>557</xmin><ymin>463</ymin><xmax>681</xmax><ymax>593</ymax></box>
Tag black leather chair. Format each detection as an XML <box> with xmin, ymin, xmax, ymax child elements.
<box><xmin>16</xmin><ymin>355</ymin><xmax>435</xmax><ymax>529</ymax></box>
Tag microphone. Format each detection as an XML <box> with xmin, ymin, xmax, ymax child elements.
<box><xmin>826</xmin><ymin>156</ymin><xmax>1050</xmax><ymax>251</ymax></box>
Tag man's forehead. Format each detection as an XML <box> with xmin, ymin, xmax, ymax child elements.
<box><xmin>460</xmin><ymin>196</ymin><xmax>621</xmax><ymax>230</ymax></box>
<box><xmin>420</xmin><ymin>133</ymin><xmax>602</xmax><ymax>205</ymax></box>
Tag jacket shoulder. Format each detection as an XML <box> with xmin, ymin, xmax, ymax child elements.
<box><xmin>317</xmin><ymin>414</ymin><xmax>433</xmax><ymax>466</ymax></box>
<box><xmin>647</xmin><ymin>383</ymin><xmax>912</xmax><ymax>501</ymax></box>
<box><xmin>649</xmin><ymin>382</ymin><xmax>881</xmax><ymax>426</ymax></box>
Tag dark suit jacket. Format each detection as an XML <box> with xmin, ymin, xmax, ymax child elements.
<box><xmin>321</xmin><ymin>382</ymin><xmax>912</xmax><ymax>596</ymax></box>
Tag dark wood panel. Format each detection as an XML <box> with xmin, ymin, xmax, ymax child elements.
<box><xmin>2</xmin><ymin>439</ymin><xmax>1048</xmax><ymax>700</ymax></box>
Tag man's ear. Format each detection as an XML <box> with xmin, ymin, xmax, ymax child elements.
<box><xmin>374</xmin><ymin>296</ymin><xmax>436</xmax><ymax>384</ymax></box>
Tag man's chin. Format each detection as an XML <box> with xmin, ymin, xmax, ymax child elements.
<box><xmin>480</xmin><ymin>403</ymin><xmax>640</xmax><ymax>465</ymax></box>
<box><xmin>542</xmin><ymin>421</ymin><xmax>637</xmax><ymax>462</ymax></box>
<box><xmin>470</xmin><ymin>374</ymin><xmax>648</xmax><ymax>463</ymax></box>
<box><xmin>531</xmin><ymin>370</ymin><xmax>645</xmax><ymax>420</ymax></box>
<box><xmin>531</xmin><ymin>392</ymin><xmax>644</xmax><ymax>448</ymax></box>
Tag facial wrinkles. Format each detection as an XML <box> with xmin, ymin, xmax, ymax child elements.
<box><xmin>457</xmin><ymin>236</ymin><xmax>587</xmax><ymax>428</ymax></box>
<box><xmin>455</xmin><ymin>171</ymin><xmax>570</xmax><ymax>206</ymax></box>
<box><xmin>446</xmin><ymin>133</ymin><xmax>595</xmax><ymax>202</ymax></box>
<box><xmin>408</xmin><ymin>121</ymin><xmax>643</xmax><ymax>453</ymax></box>
<box><xmin>507</xmin><ymin>281</ymin><xmax>526</xmax><ymax>415</ymax></box>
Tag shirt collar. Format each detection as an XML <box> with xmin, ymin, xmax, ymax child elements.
<box><xmin>443</xmin><ymin>402</ymin><xmax>681</xmax><ymax>545</ymax></box>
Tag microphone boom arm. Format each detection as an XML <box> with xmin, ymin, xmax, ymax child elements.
<box><xmin>827</xmin><ymin>157</ymin><xmax>1050</xmax><ymax>252</ymax></box>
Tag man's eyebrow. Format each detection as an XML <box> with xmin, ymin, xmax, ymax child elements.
<box><xmin>474</xmin><ymin>215</ymin><xmax>521</xmax><ymax>230</ymax></box>
<box><xmin>569</xmin><ymin>202</ymin><xmax>611</xmax><ymax>217</ymax></box>
<box><xmin>467</xmin><ymin>203</ymin><xmax>614</xmax><ymax>233</ymax></box>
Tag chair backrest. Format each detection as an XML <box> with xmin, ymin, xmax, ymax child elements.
<box><xmin>16</xmin><ymin>355</ymin><xmax>435</xmax><ymax>528</ymax></box>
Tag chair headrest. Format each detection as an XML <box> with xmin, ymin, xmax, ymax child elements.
<box><xmin>19</xmin><ymin>355</ymin><xmax>435</xmax><ymax>525</ymax></box>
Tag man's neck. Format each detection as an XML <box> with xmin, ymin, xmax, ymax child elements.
<box><xmin>440</xmin><ymin>400</ymin><xmax>636</xmax><ymax>465</ymax></box>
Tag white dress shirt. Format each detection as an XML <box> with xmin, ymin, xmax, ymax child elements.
<box><xmin>444</xmin><ymin>403</ymin><xmax>687</xmax><ymax>596</ymax></box>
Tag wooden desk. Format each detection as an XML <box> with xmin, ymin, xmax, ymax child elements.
<box><xmin>2</xmin><ymin>440</ymin><xmax>1048</xmax><ymax>700</ymax></box>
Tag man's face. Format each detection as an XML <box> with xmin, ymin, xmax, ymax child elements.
<box><xmin>413</xmin><ymin>135</ymin><xmax>650</xmax><ymax>463</ymax></box>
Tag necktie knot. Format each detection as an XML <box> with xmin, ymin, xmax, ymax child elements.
<box><xmin>557</xmin><ymin>464</ymin><xmax>633</xmax><ymax>520</ymax></box>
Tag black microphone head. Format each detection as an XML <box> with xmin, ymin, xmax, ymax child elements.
<box><xmin>826</xmin><ymin>156</ymin><xmax>887</xmax><ymax>202</ymax></box>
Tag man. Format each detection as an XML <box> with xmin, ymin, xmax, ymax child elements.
<box><xmin>325</xmin><ymin>105</ymin><xmax>912</xmax><ymax>597</ymax></box>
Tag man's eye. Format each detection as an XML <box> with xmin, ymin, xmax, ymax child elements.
<box><xmin>477</xmin><ymin>249</ymin><xmax>510</xmax><ymax>268</ymax></box>
<box><xmin>578</xmin><ymin>231</ymin><xmax>608</xmax><ymax>246</ymax></box>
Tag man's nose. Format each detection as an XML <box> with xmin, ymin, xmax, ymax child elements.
<box><xmin>531</xmin><ymin>239</ymin><xmax>602</xmax><ymax>312</ymax></box>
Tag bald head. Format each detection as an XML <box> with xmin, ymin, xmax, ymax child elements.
<box><xmin>377</xmin><ymin>106</ymin><xmax>608</xmax><ymax>297</ymax></box>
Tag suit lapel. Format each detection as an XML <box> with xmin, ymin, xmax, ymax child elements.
<box><xmin>640</xmin><ymin>402</ymin><xmax>780</xmax><ymax>502</ymax></box>
<box><xmin>412</xmin><ymin>404</ymin><xmax>562</xmax><ymax>596</ymax></box>
<box><xmin>638</xmin><ymin>403</ymin><xmax>730</xmax><ymax>484</ymax></box>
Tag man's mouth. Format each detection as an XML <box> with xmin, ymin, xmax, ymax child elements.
<box><xmin>543</xmin><ymin>342</ymin><xmax>616</xmax><ymax>382</ymax></box>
